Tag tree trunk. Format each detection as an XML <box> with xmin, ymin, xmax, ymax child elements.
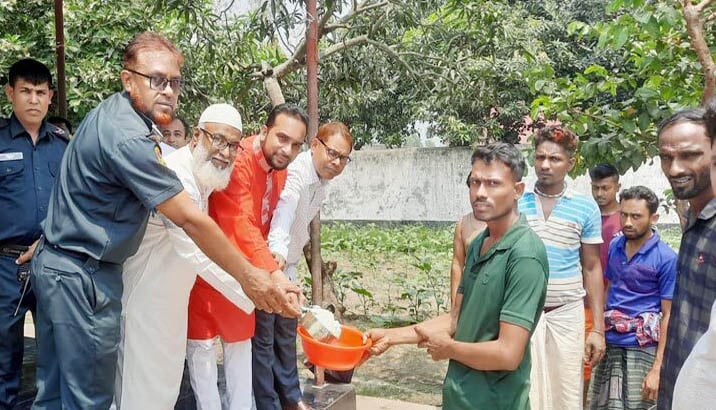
<box><xmin>303</xmin><ymin>241</ymin><xmax>345</xmax><ymax>320</ymax></box>
<box><xmin>261</xmin><ymin>62</ymin><xmax>286</xmax><ymax>107</ymax></box>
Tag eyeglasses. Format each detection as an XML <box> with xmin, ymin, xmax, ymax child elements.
<box><xmin>317</xmin><ymin>138</ymin><xmax>351</xmax><ymax>164</ymax></box>
<box><xmin>125</xmin><ymin>68</ymin><xmax>183</xmax><ymax>92</ymax></box>
<box><xmin>199</xmin><ymin>127</ymin><xmax>243</xmax><ymax>154</ymax></box>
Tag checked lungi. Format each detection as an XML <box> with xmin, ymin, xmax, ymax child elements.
<box><xmin>588</xmin><ymin>345</ymin><xmax>656</xmax><ymax>410</ymax></box>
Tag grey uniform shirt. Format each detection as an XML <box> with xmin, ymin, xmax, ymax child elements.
<box><xmin>42</xmin><ymin>92</ymin><xmax>184</xmax><ymax>264</ymax></box>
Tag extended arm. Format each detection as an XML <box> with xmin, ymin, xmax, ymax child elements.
<box><xmin>157</xmin><ymin>191</ymin><xmax>299</xmax><ymax>316</ymax></box>
<box><xmin>417</xmin><ymin>321</ymin><xmax>531</xmax><ymax>371</ymax></box>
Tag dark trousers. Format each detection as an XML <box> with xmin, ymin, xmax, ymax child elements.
<box><xmin>252</xmin><ymin>309</ymin><xmax>301</xmax><ymax>410</ymax></box>
<box><xmin>0</xmin><ymin>255</ymin><xmax>35</xmax><ymax>409</ymax></box>
<box><xmin>29</xmin><ymin>243</ymin><xmax>122</xmax><ymax>410</ymax></box>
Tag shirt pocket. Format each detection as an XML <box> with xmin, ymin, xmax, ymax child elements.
<box><xmin>622</xmin><ymin>264</ymin><xmax>659</xmax><ymax>294</ymax></box>
<box><xmin>48</xmin><ymin>160</ymin><xmax>60</xmax><ymax>178</ymax></box>
<box><xmin>0</xmin><ymin>159</ymin><xmax>25</xmax><ymax>190</ymax></box>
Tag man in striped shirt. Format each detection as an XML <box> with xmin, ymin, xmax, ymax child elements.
<box><xmin>518</xmin><ymin>126</ymin><xmax>606</xmax><ymax>409</ymax></box>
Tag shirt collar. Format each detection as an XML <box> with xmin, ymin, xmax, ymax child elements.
<box><xmin>698</xmin><ymin>197</ymin><xmax>716</xmax><ymax>221</ymax></box>
<box><xmin>252</xmin><ymin>135</ymin><xmax>272</xmax><ymax>173</ymax></box>
<box><xmin>9</xmin><ymin>113</ymin><xmax>51</xmax><ymax>142</ymax></box>
<box><xmin>306</xmin><ymin>152</ymin><xmax>328</xmax><ymax>186</ymax></box>
<box><xmin>476</xmin><ymin>214</ymin><xmax>529</xmax><ymax>262</ymax></box>
<box><xmin>615</xmin><ymin>229</ymin><xmax>661</xmax><ymax>256</ymax></box>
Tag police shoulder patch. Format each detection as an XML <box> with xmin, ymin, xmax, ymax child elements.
<box><xmin>154</xmin><ymin>144</ymin><xmax>167</xmax><ymax>166</ymax></box>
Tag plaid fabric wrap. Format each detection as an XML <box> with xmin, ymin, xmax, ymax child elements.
<box><xmin>605</xmin><ymin>310</ymin><xmax>662</xmax><ymax>347</ymax></box>
<box><xmin>588</xmin><ymin>345</ymin><xmax>657</xmax><ymax>410</ymax></box>
<box><xmin>658</xmin><ymin>199</ymin><xmax>716</xmax><ymax>410</ymax></box>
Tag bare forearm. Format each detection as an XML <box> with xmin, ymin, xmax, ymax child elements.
<box><xmin>390</xmin><ymin>313</ymin><xmax>452</xmax><ymax>346</ymax></box>
<box><xmin>653</xmin><ymin>311</ymin><xmax>670</xmax><ymax>370</ymax></box>
<box><xmin>584</xmin><ymin>267</ymin><xmax>605</xmax><ymax>331</ymax></box>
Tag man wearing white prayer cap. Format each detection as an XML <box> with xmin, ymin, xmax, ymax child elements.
<box><xmin>113</xmin><ymin>103</ymin><xmax>254</xmax><ymax>409</ymax></box>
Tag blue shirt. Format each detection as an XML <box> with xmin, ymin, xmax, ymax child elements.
<box><xmin>0</xmin><ymin>115</ymin><xmax>67</xmax><ymax>246</ymax></box>
<box><xmin>42</xmin><ymin>92</ymin><xmax>184</xmax><ymax>264</ymax></box>
<box><xmin>604</xmin><ymin>231</ymin><xmax>677</xmax><ymax>347</ymax></box>
<box><xmin>518</xmin><ymin>187</ymin><xmax>602</xmax><ymax>306</ymax></box>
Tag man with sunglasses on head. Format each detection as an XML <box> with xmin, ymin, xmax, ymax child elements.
<box><xmin>22</xmin><ymin>32</ymin><xmax>300</xmax><ymax>409</ymax></box>
<box><xmin>187</xmin><ymin>103</ymin><xmax>308</xmax><ymax>410</ymax></box>
<box><xmin>114</xmin><ymin>104</ymin><xmax>256</xmax><ymax>409</ymax></box>
<box><xmin>262</xmin><ymin>122</ymin><xmax>353</xmax><ymax>410</ymax></box>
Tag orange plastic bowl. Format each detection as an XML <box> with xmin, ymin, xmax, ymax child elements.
<box><xmin>298</xmin><ymin>325</ymin><xmax>372</xmax><ymax>371</ymax></box>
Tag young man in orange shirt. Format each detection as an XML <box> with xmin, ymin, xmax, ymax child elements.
<box><xmin>186</xmin><ymin>104</ymin><xmax>308</xmax><ymax>410</ymax></box>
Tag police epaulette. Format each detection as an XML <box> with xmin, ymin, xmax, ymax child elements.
<box><xmin>47</xmin><ymin>123</ymin><xmax>70</xmax><ymax>142</ymax></box>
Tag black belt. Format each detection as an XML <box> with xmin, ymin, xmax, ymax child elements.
<box><xmin>0</xmin><ymin>243</ymin><xmax>29</xmax><ymax>258</ymax></box>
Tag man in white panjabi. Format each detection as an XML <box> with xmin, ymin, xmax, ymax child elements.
<box><xmin>113</xmin><ymin>104</ymin><xmax>253</xmax><ymax>409</ymax></box>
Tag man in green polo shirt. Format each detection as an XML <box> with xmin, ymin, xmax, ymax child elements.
<box><xmin>367</xmin><ymin>142</ymin><xmax>548</xmax><ymax>410</ymax></box>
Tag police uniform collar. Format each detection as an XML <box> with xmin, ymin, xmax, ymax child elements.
<box><xmin>8</xmin><ymin>113</ymin><xmax>53</xmax><ymax>142</ymax></box>
<box><xmin>253</xmin><ymin>135</ymin><xmax>273</xmax><ymax>172</ymax></box>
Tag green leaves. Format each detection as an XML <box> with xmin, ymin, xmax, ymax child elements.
<box><xmin>525</xmin><ymin>0</ymin><xmax>703</xmax><ymax>174</ymax></box>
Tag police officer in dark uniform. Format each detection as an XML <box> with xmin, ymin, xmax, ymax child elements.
<box><xmin>22</xmin><ymin>32</ymin><xmax>301</xmax><ymax>409</ymax></box>
<box><xmin>0</xmin><ymin>58</ymin><xmax>68</xmax><ymax>409</ymax></box>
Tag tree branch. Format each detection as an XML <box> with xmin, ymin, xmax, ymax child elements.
<box><xmin>682</xmin><ymin>0</ymin><xmax>716</xmax><ymax>102</ymax></box>
<box><xmin>696</xmin><ymin>0</ymin><xmax>715</xmax><ymax>13</ymax></box>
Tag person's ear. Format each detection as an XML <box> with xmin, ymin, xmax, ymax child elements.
<box><xmin>567</xmin><ymin>156</ymin><xmax>576</xmax><ymax>172</ymax></box>
<box><xmin>650</xmin><ymin>212</ymin><xmax>660</xmax><ymax>226</ymax></box>
<box><xmin>120</xmin><ymin>70</ymin><xmax>133</xmax><ymax>93</ymax></box>
<box><xmin>514</xmin><ymin>181</ymin><xmax>525</xmax><ymax>199</ymax></box>
<box><xmin>4</xmin><ymin>84</ymin><xmax>14</xmax><ymax>103</ymax></box>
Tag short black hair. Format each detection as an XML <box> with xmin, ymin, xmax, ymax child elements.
<box><xmin>47</xmin><ymin>116</ymin><xmax>72</xmax><ymax>134</ymax></box>
<box><xmin>8</xmin><ymin>58</ymin><xmax>53</xmax><ymax>88</ymax></box>
<box><xmin>266</xmin><ymin>103</ymin><xmax>309</xmax><ymax>131</ymax></box>
<box><xmin>177</xmin><ymin>116</ymin><xmax>189</xmax><ymax>138</ymax></box>
<box><xmin>589</xmin><ymin>163</ymin><xmax>619</xmax><ymax>182</ymax></box>
<box><xmin>470</xmin><ymin>143</ymin><xmax>526</xmax><ymax>182</ymax></box>
<box><xmin>657</xmin><ymin>107</ymin><xmax>706</xmax><ymax>140</ymax></box>
<box><xmin>619</xmin><ymin>185</ymin><xmax>659</xmax><ymax>214</ymax></box>
<box><xmin>705</xmin><ymin>97</ymin><xmax>716</xmax><ymax>144</ymax></box>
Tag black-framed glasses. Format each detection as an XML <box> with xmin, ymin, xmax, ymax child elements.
<box><xmin>198</xmin><ymin>127</ymin><xmax>243</xmax><ymax>154</ymax></box>
<box><xmin>125</xmin><ymin>68</ymin><xmax>183</xmax><ymax>92</ymax></box>
<box><xmin>317</xmin><ymin>138</ymin><xmax>351</xmax><ymax>163</ymax></box>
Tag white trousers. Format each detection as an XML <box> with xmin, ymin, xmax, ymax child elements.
<box><xmin>114</xmin><ymin>266</ymin><xmax>198</xmax><ymax>409</ymax></box>
<box><xmin>529</xmin><ymin>300</ymin><xmax>585</xmax><ymax>410</ymax></box>
<box><xmin>186</xmin><ymin>338</ymin><xmax>253</xmax><ymax>410</ymax></box>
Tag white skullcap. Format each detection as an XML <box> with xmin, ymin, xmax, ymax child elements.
<box><xmin>198</xmin><ymin>103</ymin><xmax>243</xmax><ymax>132</ymax></box>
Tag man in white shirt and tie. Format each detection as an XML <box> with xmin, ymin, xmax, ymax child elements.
<box><xmin>263</xmin><ymin>122</ymin><xmax>353</xmax><ymax>410</ymax></box>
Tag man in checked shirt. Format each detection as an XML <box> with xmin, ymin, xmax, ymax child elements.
<box><xmin>656</xmin><ymin>107</ymin><xmax>716</xmax><ymax>409</ymax></box>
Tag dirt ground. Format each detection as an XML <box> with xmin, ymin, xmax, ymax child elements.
<box><xmin>295</xmin><ymin>250</ymin><xmax>451</xmax><ymax>406</ymax></box>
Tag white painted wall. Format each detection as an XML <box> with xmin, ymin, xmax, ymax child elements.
<box><xmin>321</xmin><ymin>146</ymin><xmax>679</xmax><ymax>224</ymax></box>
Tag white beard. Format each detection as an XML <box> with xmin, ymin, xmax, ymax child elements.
<box><xmin>191</xmin><ymin>142</ymin><xmax>233</xmax><ymax>192</ymax></box>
